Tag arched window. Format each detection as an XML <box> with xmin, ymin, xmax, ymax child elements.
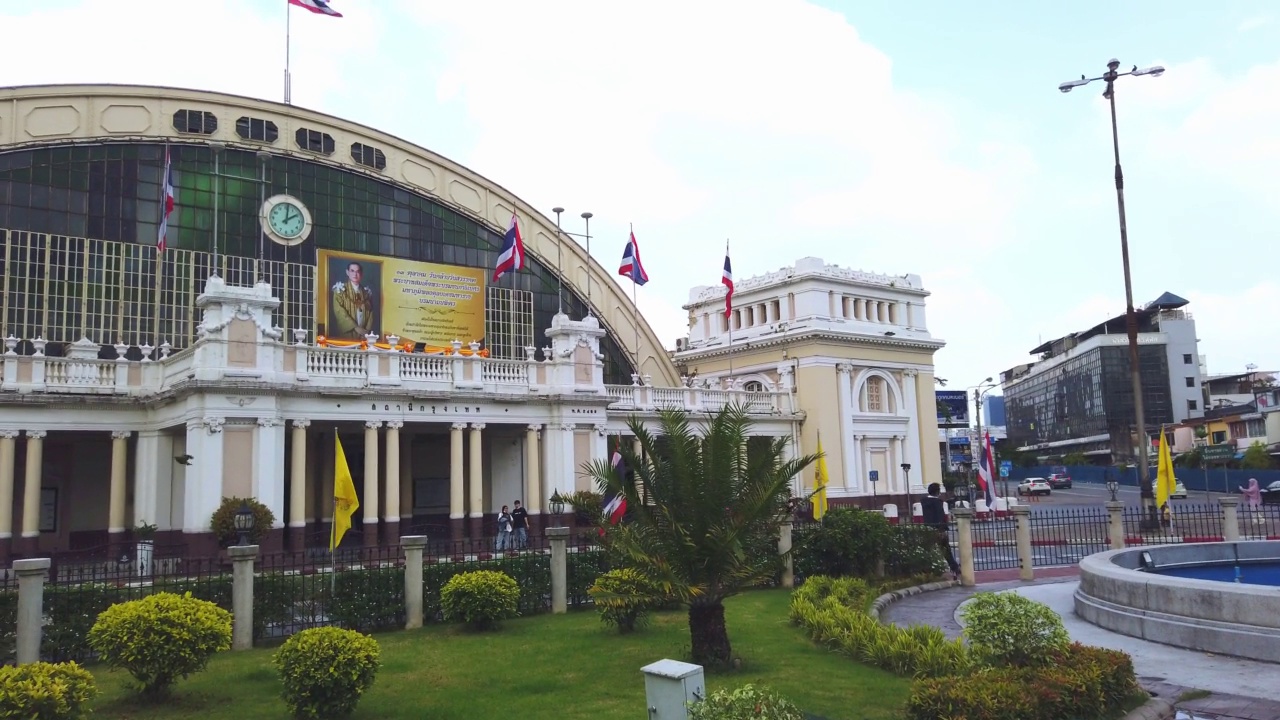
<box><xmin>866</xmin><ymin>377</ymin><xmax>885</xmax><ymax>412</ymax></box>
<box><xmin>744</xmin><ymin>381</ymin><xmax>765</xmax><ymax>392</ymax></box>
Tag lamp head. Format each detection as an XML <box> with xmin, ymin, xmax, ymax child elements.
<box><xmin>1107</xmin><ymin>58</ymin><xmax>1121</xmax><ymax>71</ymax></box>
<box><xmin>1058</xmin><ymin>78</ymin><xmax>1089</xmax><ymax>93</ymax></box>
<box><xmin>1132</xmin><ymin>65</ymin><xmax>1165</xmax><ymax>77</ymax></box>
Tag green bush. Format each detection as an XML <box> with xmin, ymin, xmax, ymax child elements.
<box><xmin>789</xmin><ymin>576</ymin><xmax>970</xmax><ymax>679</ymax></box>
<box><xmin>794</xmin><ymin>508</ymin><xmax>893</xmax><ymax>578</ymax></box>
<box><xmin>86</xmin><ymin>591</ymin><xmax>232</xmax><ymax>698</ymax></box>
<box><xmin>688</xmin><ymin>683</ymin><xmax>804</xmax><ymax>720</ymax></box>
<box><xmin>883</xmin><ymin>525</ymin><xmax>949</xmax><ymax>578</ymax></box>
<box><xmin>209</xmin><ymin>496</ymin><xmax>277</xmax><ymax>548</ymax></box>
<box><xmin>275</xmin><ymin>626</ymin><xmax>380</xmax><ymax>720</ymax></box>
<box><xmin>1053</xmin><ymin>642</ymin><xmax>1138</xmax><ymax>706</ymax></box>
<box><xmin>906</xmin><ymin>662</ymin><xmax>1115</xmax><ymax>720</ymax></box>
<box><xmin>440</xmin><ymin>570</ymin><xmax>519</xmax><ymax>630</ymax></box>
<box><xmin>959</xmin><ymin>592</ymin><xmax>1069</xmax><ymax>667</ymax></box>
<box><xmin>589</xmin><ymin>568</ymin><xmax>666</xmax><ymax>632</ymax></box>
<box><xmin>0</xmin><ymin>661</ymin><xmax>97</xmax><ymax>719</ymax></box>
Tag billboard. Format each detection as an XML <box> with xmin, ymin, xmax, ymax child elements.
<box><xmin>316</xmin><ymin>249</ymin><xmax>486</xmax><ymax>348</ymax></box>
<box><xmin>936</xmin><ymin>390</ymin><xmax>969</xmax><ymax>428</ymax></box>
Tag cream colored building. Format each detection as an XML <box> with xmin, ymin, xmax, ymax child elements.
<box><xmin>674</xmin><ymin>257</ymin><xmax>945</xmax><ymax>505</ymax></box>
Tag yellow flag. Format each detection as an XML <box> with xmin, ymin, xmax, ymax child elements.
<box><xmin>1155</xmin><ymin>428</ymin><xmax>1175</xmax><ymax>510</ymax></box>
<box><xmin>331</xmin><ymin>430</ymin><xmax>360</xmax><ymax>552</ymax></box>
<box><xmin>813</xmin><ymin>433</ymin><xmax>829</xmax><ymax>521</ymax></box>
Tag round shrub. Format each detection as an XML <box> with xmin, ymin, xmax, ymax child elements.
<box><xmin>440</xmin><ymin>569</ymin><xmax>519</xmax><ymax>630</ymax></box>
<box><xmin>0</xmin><ymin>661</ymin><xmax>97</xmax><ymax>719</ymax></box>
<box><xmin>87</xmin><ymin>591</ymin><xmax>231</xmax><ymax>698</ymax></box>
<box><xmin>960</xmin><ymin>591</ymin><xmax>1069</xmax><ymax>667</ymax></box>
<box><xmin>688</xmin><ymin>683</ymin><xmax>804</xmax><ymax>720</ymax></box>
<box><xmin>589</xmin><ymin>568</ymin><xmax>666</xmax><ymax>632</ymax></box>
<box><xmin>210</xmin><ymin>496</ymin><xmax>276</xmax><ymax>547</ymax></box>
<box><xmin>274</xmin><ymin>627</ymin><xmax>380</xmax><ymax>720</ymax></box>
<box><xmin>794</xmin><ymin>508</ymin><xmax>893</xmax><ymax>579</ymax></box>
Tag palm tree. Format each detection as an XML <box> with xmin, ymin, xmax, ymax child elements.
<box><xmin>585</xmin><ymin>403</ymin><xmax>819</xmax><ymax>667</ymax></box>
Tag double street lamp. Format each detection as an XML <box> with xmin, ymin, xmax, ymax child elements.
<box><xmin>1058</xmin><ymin>59</ymin><xmax>1165</xmax><ymax>524</ymax></box>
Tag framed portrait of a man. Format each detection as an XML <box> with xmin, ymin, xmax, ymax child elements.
<box><xmin>322</xmin><ymin>255</ymin><xmax>383</xmax><ymax>340</ymax></box>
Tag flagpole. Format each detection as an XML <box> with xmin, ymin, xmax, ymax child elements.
<box><xmin>284</xmin><ymin>0</ymin><xmax>293</xmax><ymax>104</ymax></box>
<box><xmin>629</xmin><ymin>222</ymin><xmax>641</xmax><ymax>375</ymax></box>
<box><xmin>552</xmin><ymin>207</ymin><xmax>565</xmax><ymax>315</ymax></box>
<box><xmin>330</xmin><ymin>427</ymin><xmax>338</xmax><ymax>593</ymax></box>
<box><xmin>581</xmin><ymin>212</ymin><xmax>593</xmax><ymax>318</ymax></box>
<box><xmin>726</xmin><ymin>238</ymin><xmax>734</xmax><ymax>381</ymax></box>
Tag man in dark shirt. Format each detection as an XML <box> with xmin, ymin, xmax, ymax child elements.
<box><xmin>921</xmin><ymin>483</ymin><xmax>960</xmax><ymax>579</ymax></box>
<box><xmin>511</xmin><ymin>500</ymin><xmax>530</xmax><ymax>549</ymax></box>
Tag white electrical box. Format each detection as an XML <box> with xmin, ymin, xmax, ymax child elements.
<box><xmin>641</xmin><ymin>659</ymin><xmax>706</xmax><ymax>719</ymax></box>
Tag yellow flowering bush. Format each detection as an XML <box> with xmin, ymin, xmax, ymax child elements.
<box><xmin>86</xmin><ymin>591</ymin><xmax>231</xmax><ymax>698</ymax></box>
<box><xmin>274</xmin><ymin>627</ymin><xmax>380</xmax><ymax>719</ymax></box>
<box><xmin>440</xmin><ymin>570</ymin><xmax>519</xmax><ymax>631</ymax></box>
<box><xmin>0</xmin><ymin>661</ymin><xmax>97</xmax><ymax>719</ymax></box>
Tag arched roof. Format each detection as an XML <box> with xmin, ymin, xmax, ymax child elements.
<box><xmin>0</xmin><ymin>83</ymin><xmax>680</xmax><ymax>386</ymax></box>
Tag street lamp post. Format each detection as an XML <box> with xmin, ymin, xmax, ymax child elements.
<box><xmin>970</xmin><ymin>378</ymin><xmax>997</xmax><ymax>497</ymax></box>
<box><xmin>1059</xmin><ymin>59</ymin><xmax>1165</xmax><ymax>526</ymax></box>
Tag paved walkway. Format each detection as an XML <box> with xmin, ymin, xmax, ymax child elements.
<box><xmin>880</xmin><ymin>569</ymin><xmax>1280</xmax><ymax>720</ymax></box>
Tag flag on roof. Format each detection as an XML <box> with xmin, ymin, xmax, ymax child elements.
<box><xmin>157</xmin><ymin>147</ymin><xmax>174</xmax><ymax>253</ymax></box>
<box><xmin>492</xmin><ymin>212</ymin><xmax>525</xmax><ymax>282</ymax></box>
<box><xmin>721</xmin><ymin>243</ymin><xmax>734</xmax><ymax>319</ymax></box>
<box><xmin>289</xmin><ymin>0</ymin><xmax>343</xmax><ymax>17</ymax></box>
<box><xmin>618</xmin><ymin>230</ymin><xmax>649</xmax><ymax>286</ymax></box>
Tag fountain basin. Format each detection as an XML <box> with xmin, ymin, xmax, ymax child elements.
<box><xmin>1075</xmin><ymin>541</ymin><xmax>1280</xmax><ymax>664</ymax></box>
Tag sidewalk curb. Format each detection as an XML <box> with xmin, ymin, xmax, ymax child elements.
<box><xmin>1120</xmin><ymin>697</ymin><xmax>1175</xmax><ymax>720</ymax></box>
<box><xmin>867</xmin><ymin>579</ymin><xmax>959</xmax><ymax>622</ymax></box>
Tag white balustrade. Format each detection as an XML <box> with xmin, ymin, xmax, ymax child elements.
<box><xmin>306</xmin><ymin>347</ymin><xmax>366</xmax><ymax>378</ymax></box>
<box><xmin>400</xmin><ymin>354</ymin><xmax>451</xmax><ymax>382</ymax></box>
<box><xmin>481</xmin><ymin>359</ymin><xmax>528</xmax><ymax>386</ymax></box>
<box><xmin>43</xmin><ymin>358</ymin><xmax>117</xmax><ymax>389</ymax></box>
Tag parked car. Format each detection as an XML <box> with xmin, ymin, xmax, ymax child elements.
<box><xmin>1170</xmin><ymin>481</ymin><xmax>1187</xmax><ymax>500</ymax></box>
<box><xmin>1261</xmin><ymin>481</ymin><xmax>1280</xmax><ymax>505</ymax></box>
<box><xmin>1017</xmin><ymin>478</ymin><xmax>1051</xmax><ymax>496</ymax></box>
<box><xmin>1048</xmin><ymin>472</ymin><xmax>1073</xmax><ymax>489</ymax></box>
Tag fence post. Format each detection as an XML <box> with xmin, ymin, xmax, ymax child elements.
<box><xmin>229</xmin><ymin>545</ymin><xmax>258</xmax><ymax>651</ymax></box>
<box><xmin>14</xmin><ymin>558</ymin><xmax>50</xmax><ymax>665</ymax></box>
<box><xmin>1012</xmin><ymin>506</ymin><xmax>1033</xmax><ymax>581</ymax></box>
<box><xmin>1107</xmin><ymin>501</ymin><xmax>1126</xmax><ymax>550</ymax></box>
<box><xmin>953</xmin><ymin>508</ymin><xmax>975</xmax><ymax>587</ymax></box>
<box><xmin>1220</xmin><ymin>497</ymin><xmax>1241</xmax><ymax>542</ymax></box>
<box><xmin>402</xmin><ymin>535</ymin><xmax>428</xmax><ymax>630</ymax></box>
<box><xmin>548</xmin><ymin>526</ymin><xmax>569</xmax><ymax>614</ymax></box>
<box><xmin>778</xmin><ymin>520</ymin><xmax>794</xmax><ymax>589</ymax></box>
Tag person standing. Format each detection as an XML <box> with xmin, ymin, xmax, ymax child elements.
<box><xmin>496</xmin><ymin>505</ymin><xmax>514</xmax><ymax>551</ymax></box>
<box><xmin>1240</xmin><ymin>478</ymin><xmax>1263</xmax><ymax>524</ymax></box>
<box><xmin>511</xmin><ymin>500</ymin><xmax>530</xmax><ymax>549</ymax></box>
<box><xmin>921</xmin><ymin>482</ymin><xmax>960</xmax><ymax>580</ymax></box>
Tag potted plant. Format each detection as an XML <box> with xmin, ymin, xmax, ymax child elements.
<box><xmin>134</xmin><ymin>520</ymin><xmax>158</xmax><ymax>577</ymax></box>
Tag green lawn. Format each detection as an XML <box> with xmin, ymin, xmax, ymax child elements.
<box><xmin>88</xmin><ymin>589</ymin><xmax>909</xmax><ymax>720</ymax></box>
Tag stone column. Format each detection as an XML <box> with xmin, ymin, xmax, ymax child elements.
<box><xmin>0</xmin><ymin>431</ymin><xmax>19</xmax><ymax>562</ymax></box>
<box><xmin>132</xmin><ymin>430</ymin><xmax>164</xmax><ymax>540</ymax></box>
<box><xmin>1106</xmin><ymin>500</ymin><xmax>1126</xmax><ymax>549</ymax></box>
<box><xmin>383</xmin><ymin>421</ymin><xmax>402</xmax><ymax>538</ymax></box>
<box><xmin>253</xmin><ymin>418</ymin><xmax>287</xmax><ymax>551</ymax></box>
<box><xmin>953</xmin><ymin>507</ymin><xmax>975</xmax><ymax>587</ymax></box>
<box><xmin>183</xmin><ymin>417</ymin><xmax>225</xmax><ymax>557</ymax></box>
<box><xmin>1220</xmin><ymin>496</ymin><xmax>1241</xmax><ymax>543</ymax></box>
<box><xmin>778</xmin><ymin>520</ymin><xmax>794</xmax><ymax>589</ymax></box>
<box><xmin>108</xmin><ymin>431</ymin><xmax>131</xmax><ymax>554</ymax></box>
<box><xmin>525</xmin><ymin>425</ymin><xmax>542</xmax><ymax>533</ymax></box>
<box><xmin>402</xmin><ymin>535</ymin><xmax>428</xmax><ymax>629</ymax></box>
<box><xmin>1012</xmin><ymin>505</ymin><xmax>1033</xmax><ymax>581</ymax></box>
<box><xmin>362</xmin><ymin>421</ymin><xmax>381</xmax><ymax>548</ymax></box>
<box><xmin>835</xmin><ymin>364</ymin><xmax>856</xmax><ymax>490</ymax></box>
<box><xmin>288</xmin><ymin>420</ymin><xmax>310</xmax><ymax>550</ymax></box>
<box><xmin>229</xmin><ymin>545</ymin><xmax>258</xmax><ymax>651</ymax></box>
<box><xmin>902</xmin><ymin>369</ymin><xmax>924</xmax><ymax>490</ymax></box>
<box><xmin>468</xmin><ymin>423</ymin><xmax>485</xmax><ymax>539</ymax></box>
<box><xmin>400</xmin><ymin>431</ymin><xmax>413</xmax><ymax>526</ymax></box>
<box><xmin>548</xmin><ymin>526</ymin><xmax>569</xmax><ymax>614</ymax></box>
<box><xmin>14</xmin><ymin>558</ymin><xmax>50</xmax><ymax>665</ymax></box>
<box><xmin>449</xmin><ymin>423</ymin><xmax>466</xmax><ymax>540</ymax></box>
<box><xmin>18</xmin><ymin>430</ymin><xmax>46</xmax><ymax>556</ymax></box>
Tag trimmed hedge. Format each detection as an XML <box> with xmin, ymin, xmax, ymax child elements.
<box><xmin>0</xmin><ymin>661</ymin><xmax>97</xmax><ymax>719</ymax></box>
<box><xmin>275</xmin><ymin>627</ymin><xmax>380</xmax><ymax>719</ymax></box>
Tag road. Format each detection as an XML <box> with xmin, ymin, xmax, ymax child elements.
<box><xmin>980</xmin><ymin>480</ymin><xmax>1242</xmax><ymax>510</ymax></box>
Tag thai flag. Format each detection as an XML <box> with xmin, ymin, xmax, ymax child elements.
<box><xmin>617</xmin><ymin>231</ymin><xmax>649</xmax><ymax>286</ymax></box>
<box><xmin>721</xmin><ymin>248</ymin><xmax>734</xmax><ymax>319</ymax></box>
<box><xmin>289</xmin><ymin>0</ymin><xmax>343</xmax><ymax>16</ymax></box>
<box><xmin>157</xmin><ymin>147</ymin><xmax>174</xmax><ymax>253</ymax></box>
<box><xmin>492</xmin><ymin>212</ymin><xmax>524</xmax><ymax>282</ymax></box>
<box><xmin>601</xmin><ymin>442</ymin><xmax>628</xmax><ymax>531</ymax></box>
<box><xmin>976</xmin><ymin>432</ymin><xmax>997</xmax><ymax>507</ymax></box>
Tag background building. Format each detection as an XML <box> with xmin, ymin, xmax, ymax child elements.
<box><xmin>1001</xmin><ymin>292</ymin><xmax>1202</xmax><ymax>463</ymax></box>
<box><xmin>673</xmin><ymin>256</ymin><xmax>945</xmax><ymax>504</ymax></box>
<box><xmin>983</xmin><ymin>395</ymin><xmax>1006</xmax><ymax>427</ymax></box>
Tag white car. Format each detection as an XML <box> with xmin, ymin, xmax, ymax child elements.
<box><xmin>1017</xmin><ymin>478</ymin><xmax>1051</xmax><ymax>496</ymax></box>
<box><xmin>1170</xmin><ymin>481</ymin><xmax>1187</xmax><ymax>499</ymax></box>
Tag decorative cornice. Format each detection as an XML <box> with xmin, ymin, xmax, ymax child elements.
<box><xmin>111</xmin><ymin>430</ymin><xmax>133</xmax><ymax>440</ymax></box>
<box><xmin>0</xmin><ymin>430</ymin><xmax>19</xmax><ymax>440</ymax></box>
<box><xmin>527</xmin><ymin>424</ymin><xmax>543</xmax><ymax>432</ymax></box>
<box><xmin>26</xmin><ymin>430</ymin><xmax>48</xmax><ymax>440</ymax></box>
<box><xmin>470</xmin><ymin>423</ymin><xmax>486</xmax><ymax>431</ymax></box>
<box><xmin>675</xmin><ymin>326</ymin><xmax>944</xmax><ymax>361</ymax></box>
<box><xmin>256</xmin><ymin>416</ymin><xmax>285</xmax><ymax>428</ymax></box>
<box><xmin>385</xmin><ymin>420</ymin><xmax>405</xmax><ymax>430</ymax></box>
<box><xmin>451</xmin><ymin>422</ymin><xmax>468</xmax><ymax>431</ymax></box>
<box><xmin>687</xmin><ymin>262</ymin><xmax>926</xmax><ymax>306</ymax></box>
<box><xmin>292</xmin><ymin>419</ymin><xmax>312</xmax><ymax>429</ymax></box>
<box><xmin>203</xmin><ymin>417</ymin><xmax>225</xmax><ymax>435</ymax></box>
<box><xmin>365</xmin><ymin>420</ymin><xmax>383</xmax><ymax>430</ymax></box>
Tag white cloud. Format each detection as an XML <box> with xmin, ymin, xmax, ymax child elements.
<box><xmin>1186</xmin><ymin>283</ymin><xmax>1280</xmax><ymax>375</ymax></box>
<box><xmin>1238</xmin><ymin>15</ymin><xmax>1272</xmax><ymax>33</ymax></box>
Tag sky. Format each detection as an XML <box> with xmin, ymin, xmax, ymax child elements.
<box><xmin>3</xmin><ymin>0</ymin><xmax>1279</xmax><ymax>395</ymax></box>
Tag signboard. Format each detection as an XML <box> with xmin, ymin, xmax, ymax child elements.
<box><xmin>936</xmin><ymin>390</ymin><xmax>969</xmax><ymax>428</ymax></box>
<box><xmin>1202</xmin><ymin>444</ymin><xmax>1235</xmax><ymax>462</ymax></box>
<box><xmin>317</xmin><ymin>249</ymin><xmax>487</xmax><ymax>348</ymax></box>
<box><xmin>999</xmin><ymin>461</ymin><xmax>1011</xmax><ymax>478</ymax></box>
<box><xmin>868</xmin><ymin>470</ymin><xmax>879</xmax><ymax>483</ymax></box>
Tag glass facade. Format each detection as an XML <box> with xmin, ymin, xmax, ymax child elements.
<box><xmin>0</xmin><ymin>142</ymin><xmax>635</xmax><ymax>382</ymax></box>
<box><xmin>1005</xmin><ymin>344</ymin><xmax>1173</xmax><ymax>457</ymax></box>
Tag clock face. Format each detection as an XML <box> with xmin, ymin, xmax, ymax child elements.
<box><xmin>268</xmin><ymin>201</ymin><xmax>306</xmax><ymax>239</ymax></box>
